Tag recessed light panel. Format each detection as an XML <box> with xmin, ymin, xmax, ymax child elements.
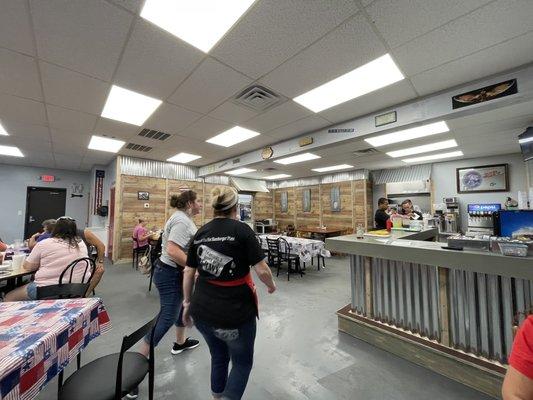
<box><xmin>167</xmin><ymin>152</ymin><xmax>202</xmax><ymax>163</ymax></box>
<box><xmin>101</xmin><ymin>85</ymin><xmax>162</xmax><ymax>126</ymax></box>
<box><xmin>0</xmin><ymin>145</ymin><xmax>23</xmax><ymax>157</ymax></box>
<box><xmin>88</xmin><ymin>135</ymin><xmax>125</xmax><ymax>153</ymax></box>
<box><xmin>293</xmin><ymin>54</ymin><xmax>404</xmax><ymax>113</ymax></box>
<box><xmin>274</xmin><ymin>153</ymin><xmax>321</xmax><ymax>165</ymax></box>
<box><xmin>387</xmin><ymin>139</ymin><xmax>458</xmax><ymax>158</ymax></box>
<box><xmin>264</xmin><ymin>174</ymin><xmax>291</xmax><ymax>180</ymax></box>
<box><xmin>141</xmin><ymin>0</ymin><xmax>255</xmax><ymax>53</ymax></box>
<box><xmin>206</xmin><ymin>126</ymin><xmax>260</xmax><ymax>147</ymax></box>
<box><xmin>0</xmin><ymin>122</ymin><xmax>8</xmax><ymax>136</ymax></box>
<box><xmin>312</xmin><ymin>164</ymin><xmax>353</xmax><ymax>173</ymax></box>
<box><xmin>403</xmin><ymin>150</ymin><xmax>464</xmax><ymax>164</ymax></box>
<box><xmin>365</xmin><ymin>121</ymin><xmax>449</xmax><ymax>147</ymax></box>
<box><xmin>226</xmin><ymin>168</ymin><xmax>256</xmax><ymax>175</ymax></box>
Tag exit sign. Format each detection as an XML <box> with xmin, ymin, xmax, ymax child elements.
<box><xmin>41</xmin><ymin>175</ymin><xmax>55</xmax><ymax>182</ymax></box>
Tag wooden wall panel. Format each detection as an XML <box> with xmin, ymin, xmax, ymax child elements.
<box><xmin>295</xmin><ymin>185</ymin><xmax>320</xmax><ymax>228</ymax></box>
<box><xmin>353</xmin><ymin>180</ymin><xmax>366</xmax><ymax>229</ymax></box>
<box><xmin>253</xmin><ymin>191</ymin><xmax>273</xmax><ymax>221</ymax></box>
<box><xmin>166</xmin><ymin>179</ymin><xmax>204</xmax><ymax>227</ymax></box>
<box><xmin>274</xmin><ymin>188</ymin><xmax>295</xmax><ymax>229</ymax></box>
<box><xmin>321</xmin><ymin>182</ymin><xmax>353</xmax><ymax>230</ymax></box>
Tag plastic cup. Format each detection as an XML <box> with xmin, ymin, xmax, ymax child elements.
<box><xmin>11</xmin><ymin>254</ymin><xmax>26</xmax><ymax>269</ymax></box>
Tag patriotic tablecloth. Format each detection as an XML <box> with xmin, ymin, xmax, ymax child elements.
<box><xmin>259</xmin><ymin>234</ymin><xmax>331</xmax><ymax>263</ymax></box>
<box><xmin>0</xmin><ymin>298</ymin><xmax>111</xmax><ymax>400</ymax></box>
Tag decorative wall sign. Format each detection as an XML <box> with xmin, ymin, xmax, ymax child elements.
<box><xmin>71</xmin><ymin>183</ymin><xmax>84</xmax><ymax>198</ymax></box>
<box><xmin>138</xmin><ymin>191</ymin><xmax>150</xmax><ymax>200</ymax></box>
<box><xmin>93</xmin><ymin>170</ymin><xmax>104</xmax><ymax>211</ymax></box>
<box><xmin>330</xmin><ymin>186</ymin><xmax>341</xmax><ymax>212</ymax></box>
<box><xmin>456</xmin><ymin>164</ymin><xmax>509</xmax><ymax>193</ymax></box>
<box><xmin>280</xmin><ymin>191</ymin><xmax>288</xmax><ymax>213</ymax></box>
<box><xmin>299</xmin><ymin>137</ymin><xmax>313</xmax><ymax>147</ymax></box>
<box><xmin>375</xmin><ymin>111</ymin><xmax>397</xmax><ymax>127</ymax></box>
<box><xmin>261</xmin><ymin>146</ymin><xmax>273</xmax><ymax>159</ymax></box>
<box><xmin>302</xmin><ymin>189</ymin><xmax>311</xmax><ymax>212</ymax></box>
<box><xmin>452</xmin><ymin>79</ymin><xmax>517</xmax><ymax>109</ymax></box>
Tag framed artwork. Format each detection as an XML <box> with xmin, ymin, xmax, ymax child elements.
<box><xmin>330</xmin><ymin>186</ymin><xmax>341</xmax><ymax>212</ymax></box>
<box><xmin>456</xmin><ymin>164</ymin><xmax>509</xmax><ymax>193</ymax></box>
<box><xmin>138</xmin><ymin>191</ymin><xmax>150</xmax><ymax>200</ymax></box>
<box><xmin>302</xmin><ymin>189</ymin><xmax>311</xmax><ymax>212</ymax></box>
<box><xmin>280</xmin><ymin>191</ymin><xmax>288</xmax><ymax>213</ymax></box>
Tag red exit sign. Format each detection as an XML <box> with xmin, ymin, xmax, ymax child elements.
<box><xmin>41</xmin><ymin>175</ymin><xmax>55</xmax><ymax>182</ymax></box>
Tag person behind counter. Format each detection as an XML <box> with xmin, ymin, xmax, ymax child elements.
<box><xmin>400</xmin><ymin>199</ymin><xmax>423</xmax><ymax>220</ymax></box>
<box><xmin>375</xmin><ymin>198</ymin><xmax>390</xmax><ymax>229</ymax></box>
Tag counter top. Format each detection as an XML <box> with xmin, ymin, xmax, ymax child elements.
<box><xmin>326</xmin><ymin>228</ymin><xmax>533</xmax><ymax>280</ymax></box>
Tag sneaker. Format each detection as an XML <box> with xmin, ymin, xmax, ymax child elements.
<box><xmin>126</xmin><ymin>387</ymin><xmax>139</xmax><ymax>399</ymax></box>
<box><xmin>171</xmin><ymin>337</ymin><xmax>200</xmax><ymax>354</ymax></box>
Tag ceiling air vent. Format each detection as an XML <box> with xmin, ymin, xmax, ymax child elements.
<box><xmin>138</xmin><ymin>128</ymin><xmax>172</xmax><ymax>141</ymax></box>
<box><xmin>353</xmin><ymin>148</ymin><xmax>379</xmax><ymax>157</ymax></box>
<box><xmin>125</xmin><ymin>143</ymin><xmax>153</xmax><ymax>152</ymax></box>
<box><xmin>232</xmin><ymin>85</ymin><xmax>285</xmax><ymax>112</ymax></box>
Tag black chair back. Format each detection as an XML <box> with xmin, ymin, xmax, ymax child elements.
<box><xmin>266</xmin><ymin>237</ymin><xmax>280</xmax><ymax>254</ymax></box>
<box><xmin>278</xmin><ymin>237</ymin><xmax>292</xmax><ymax>259</ymax></box>
<box><xmin>115</xmin><ymin>315</ymin><xmax>159</xmax><ymax>400</ymax></box>
<box><xmin>36</xmin><ymin>257</ymin><xmax>96</xmax><ymax>300</ymax></box>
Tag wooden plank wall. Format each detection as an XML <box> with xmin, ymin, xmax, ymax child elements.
<box><xmin>253</xmin><ymin>191</ymin><xmax>273</xmax><ymax>221</ymax></box>
<box><xmin>166</xmin><ymin>180</ymin><xmax>204</xmax><ymax>227</ymax></box>
<box><xmin>320</xmin><ymin>181</ymin><xmax>353</xmax><ymax>231</ymax></box>
<box><xmin>295</xmin><ymin>185</ymin><xmax>320</xmax><ymax>228</ymax></box>
<box><xmin>274</xmin><ymin>188</ymin><xmax>296</xmax><ymax>229</ymax></box>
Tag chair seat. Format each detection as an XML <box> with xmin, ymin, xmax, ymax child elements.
<box><xmin>59</xmin><ymin>352</ymin><xmax>148</xmax><ymax>400</ymax></box>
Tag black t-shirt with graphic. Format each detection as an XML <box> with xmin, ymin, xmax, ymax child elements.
<box><xmin>187</xmin><ymin>218</ymin><xmax>265</xmax><ymax>328</ymax></box>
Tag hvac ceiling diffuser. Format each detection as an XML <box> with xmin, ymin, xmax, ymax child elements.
<box><xmin>125</xmin><ymin>142</ymin><xmax>153</xmax><ymax>152</ymax></box>
<box><xmin>138</xmin><ymin>128</ymin><xmax>172</xmax><ymax>141</ymax></box>
<box><xmin>233</xmin><ymin>85</ymin><xmax>286</xmax><ymax>112</ymax></box>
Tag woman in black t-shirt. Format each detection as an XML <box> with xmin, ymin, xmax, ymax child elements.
<box><xmin>183</xmin><ymin>186</ymin><xmax>276</xmax><ymax>400</ymax></box>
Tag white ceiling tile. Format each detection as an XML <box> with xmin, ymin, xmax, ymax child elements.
<box><xmin>178</xmin><ymin>116</ymin><xmax>233</xmax><ymax>141</ymax></box>
<box><xmin>162</xmin><ymin>134</ymin><xmax>215</xmax><ymax>155</ymax></box>
<box><xmin>50</xmin><ymin>128</ymin><xmax>92</xmax><ymax>144</ymax></box>
<box><xmin>241</xmin><ymin>101</ymin><xmax>312</xmax><ymax>133</ymax></box>
<box><xmin>361</xmin><ymin>0</ymin><xmax>376</xmax><ymax>6</ymax></box>
<box><xmin>143</xmin><ymin>103</ymin><xmax>202</xmax><ymax>135</ymax></box>
<box><xmin>168</xmin><ymin>58</ymin><xmax>253</xmax><ymax>114</ymax></box>
<box><xmin>40</xmin><ymin>62</ymin><xmax>110</xmax><ymax>115</ymax></box>
<box><xmin>392</xmin><ymin>0</ymin><xmax>533</xmax><ymax>76</ymax></box>
<box><xmin>94</xmin><ymin>118</ymin><xmax>140</xmax><ymax>140</ymax></box>
<box><xmin>31</xmin><ymin>0</ymin><xmax>133</xmax><ymax>81</ymax></box>
<box><xmin>114</xmin><ymin>20</ymin><xmax>204</xmax><ymax>99</ymax></box>
<box><xmin>266</xmin><ymin>115</ymin><xmax>331</xmax><ymax>140</ymax></box>
<box><xmin>318</xmin><ymin>80</ymin><xmax>418</xmax><ymax>123</ymax></box>
<box><xmin>0</xmin><ymin>49</ymin><xmax>42</xmax><ymax>100</ymax></box>
<box><xmin>410</xmin><ymin>31</ymin><xmax>533</xmax><ymax>96</ymax></box>
<box><xmin>261</xmin><ymin>14</ymin><xmax>386</xmax><ymax>98</ymax></box>
<box><xmin>0</xmin><ymin>121</ymin><xmax>49</xmax><ymax>139</ymax></box>
<box><xmin>0</xmin><ymin>0</ymin><xmax>34</xmax><ymax>55</ymax></box>
<box><xmin>3</xmin><ymin>135</ymin><xmax>53</xmax><ymax>152</ymax></box>
<box><xmin>107</xmin><ymin>0</ymin><xmax>145</xmax><ymax>13</ymax></box>
<box><xmin>367</xmin><ymin>0</ymin><xmax>492</xmax><ymax>49</ymax></box>
<box><xmin>53</xmin><ymin>153</ymin><xmax>84</xmax><ymax>165</ymax></box>
<box><xmin>0</xmin><ymin>93</ymin><xmax>47</xmax><ymax>126</ymax></box>
<box><xmin>208</xmin><ymin>101</ymin><xmax>258</xmax><ymax>124</ymax></box>
<box><xmin>211</xmin><ymin>0</ymin><xmax>360</xmax><ymax>78</ymax></box>
<box><xmin>46</xmin><ymin>105</ymin><xmax>98</xmax><ymax>133</ymax></box>
<box><xmin>81</xmin><ymin>151</ymin><xmax>117</xmax><ymax>165</ymax></box>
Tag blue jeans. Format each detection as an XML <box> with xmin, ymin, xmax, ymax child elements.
<box><xmin>195</xmin><ymin>317</ymin><xmax>257</xmax><ymax>400</ymax></box>
<box><xmin>144</xmin><ymin>260</ymin><xmax>185</xmax><ymax>346</ymax></box>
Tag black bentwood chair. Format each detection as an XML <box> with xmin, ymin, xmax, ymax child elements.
<box><xmin>58</xmin><ymin>315</ymin><xmax>159</xmax><ymax>400</ymax></box>
<box><xmin>278</xmin><ymin>237</ymin><xmax>302</xmax><ymax>281</ymax></box>
<box><xmin>36</xmin><ymin>257</ymin><xmax>95</xmax><ymax>300</ymax></box>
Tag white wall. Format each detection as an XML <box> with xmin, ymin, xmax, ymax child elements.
<box><xmin>432</xmin><ymin>153</ymin><xmax>527</xmax><ymax>230</ymax></box>
<box><xmin>0</xmin><ymin>164</ymin><xmax>91</xmax><ymax>243</ymax></box>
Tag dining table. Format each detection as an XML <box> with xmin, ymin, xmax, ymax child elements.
<box><xmin>0</xmin><ymin>298</ymin><xmax>111</xmax><ymax>400</ymax></box>
<box><xmin>296</xmin><ymin>226</ymin><xmax>346</xmax><ymax>239</ymax></box>
<box><xmin>258</xmin><ymin>234</ymin><xmax>331</xmax><ymax>263</ymax></box>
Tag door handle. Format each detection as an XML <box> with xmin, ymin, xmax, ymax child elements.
<box><xmin>29</xmin><ymin>216</ymin><xmax>36</xmax><ymax>223</ymax></box>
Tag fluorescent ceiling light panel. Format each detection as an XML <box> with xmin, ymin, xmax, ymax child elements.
<box><xmin>0</xmin><ymin>122</ymin><xmax>8</xmax><ymax>136</ymax></box>
<box><xmin>101</xmin><ymin>85</ymin><xmax>162</xmax><ymax>126</ymax></box>
<box><xmin>519</xmin><ymin>137</ymin><xmax>533</xmax><ymax>144</ymax></box>
<box><xmin>274</xmin><ymin>153</ymin><xmax>321</xmax><ymax>165</ymax></box>
<box><xmin>365</xmin><ymin>121</ymin><xmax>449</xmax><ymax>147</ymax></box>
<box><xmin>403</xmin><ymin>150</ymin><xmax>464</xmax><ymax>164</ymax></box>
<box><xmin>0</xmin><ymin>145</ymin><xmax>23</xmax><ymax>157</ymax></box>
<box><xmin>293</xmin><ymin>54</ymin><xmax>404</xmax><ymax>113</ymax></box>
<box><xmin>264</xmin><ymin>174</ymin><xmax>291</xmax><ymax>180</ymax></box>
<box><xmin>206</xmin><ymin>126</ymin><xmax>260</xmax><ymax>147</ymax></box>
<box><xmin>387</xmin><ymin>139</ymin><xmax>458</xmax><ymax>158</ymax></box>
<box><xmin>141</xmin><ymin>0</ymin><xmax>255</xmax><ymax>53</ymax></box>
<box><xmin>167</xmin><ymin>152</ymin><xmax>202</xmax><ymax>163</ymax></box>
<box><xmin>226</xmin><ymin>168</ymin><xmax>256</xmax><ymax>175</ymax></box>
<box><xmin>312</xmin><ymin>164</ymin><xmax>354</xmax><ymax>173</ymax></box>
<box><xmin>88</xmin><ymin>135</ymin><xmax>125</xmax><ymax>153</ymax></box>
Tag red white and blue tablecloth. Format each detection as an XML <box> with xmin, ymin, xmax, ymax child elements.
<box><xmin>0</xmin><ymin>298</ymin><xmax>111</xmax><ymax>400</ymax></box>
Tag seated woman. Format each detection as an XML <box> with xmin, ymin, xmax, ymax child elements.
<box><xmin>133</xmin><ymin>218</ymin><xmax>152</xmax><ymax>252</ymax></box>
<box><xmin>0</xmin><ymin>238</ymin><xmax>7</xmax><ymax>252</ymax></box>
<box><xmin>4</xmin><ymin>217</ymin><xmax>89</xmax><ymax>301</ymax></box>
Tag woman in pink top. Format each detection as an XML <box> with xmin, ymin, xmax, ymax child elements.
<box><xmin>133</xmin><ymin>218</ymin><xmax>151</xmax><ymax>251</ymax></box>
<box><xmin>5</xmin><ymin>217</ymin><xmax>88</xmax><ymax>301</ymax></box>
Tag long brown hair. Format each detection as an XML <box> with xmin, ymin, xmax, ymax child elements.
<box><xmin>170</xmin><ymin>190</ymin><xmax>197</xmax><ymax>210</ymax></box>
<box><xmin>52</xmin><ymin>217</ymin><xmax>80</xmax><ymax>248</ymax></box>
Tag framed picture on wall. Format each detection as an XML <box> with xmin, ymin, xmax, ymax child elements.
<box><xmin>456</xmin><ymin>164</ymin><xmax>509</xmax><ymax>193</ymax></box>
<box><xmin>280</xmin><ymin>191</ymin><xmax>288</xmax><ymax>213</ymax></box>
<box><xmin>138</xmin><ymin>191</ymin><xmax>150</xmax><ymax>200</ymax></box>
<box><xmin>302</xmin><ymin>189</ymin><xmax>311</xmax><ymax>212</ymax></box>
<box><xmin>330</xmin><ymin>186</ymin><xmax>341</xmax><ymax>212</ymax></box>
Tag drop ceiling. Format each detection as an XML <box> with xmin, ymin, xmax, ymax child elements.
<box><xmin>0</xmin><ymin>0</ymin><xmax>531</xmax><ymax>173</ymax></box>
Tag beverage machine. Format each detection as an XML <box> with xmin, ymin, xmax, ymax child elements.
<box><xmin>434</xmin><ymin>197</ymin><xmax>460</xmax><ymax>235</ymax></box>
<box><xmin>466</xmin><ymin>203</ymin><xmax>501</xmax><ymax>236</ymax></box>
